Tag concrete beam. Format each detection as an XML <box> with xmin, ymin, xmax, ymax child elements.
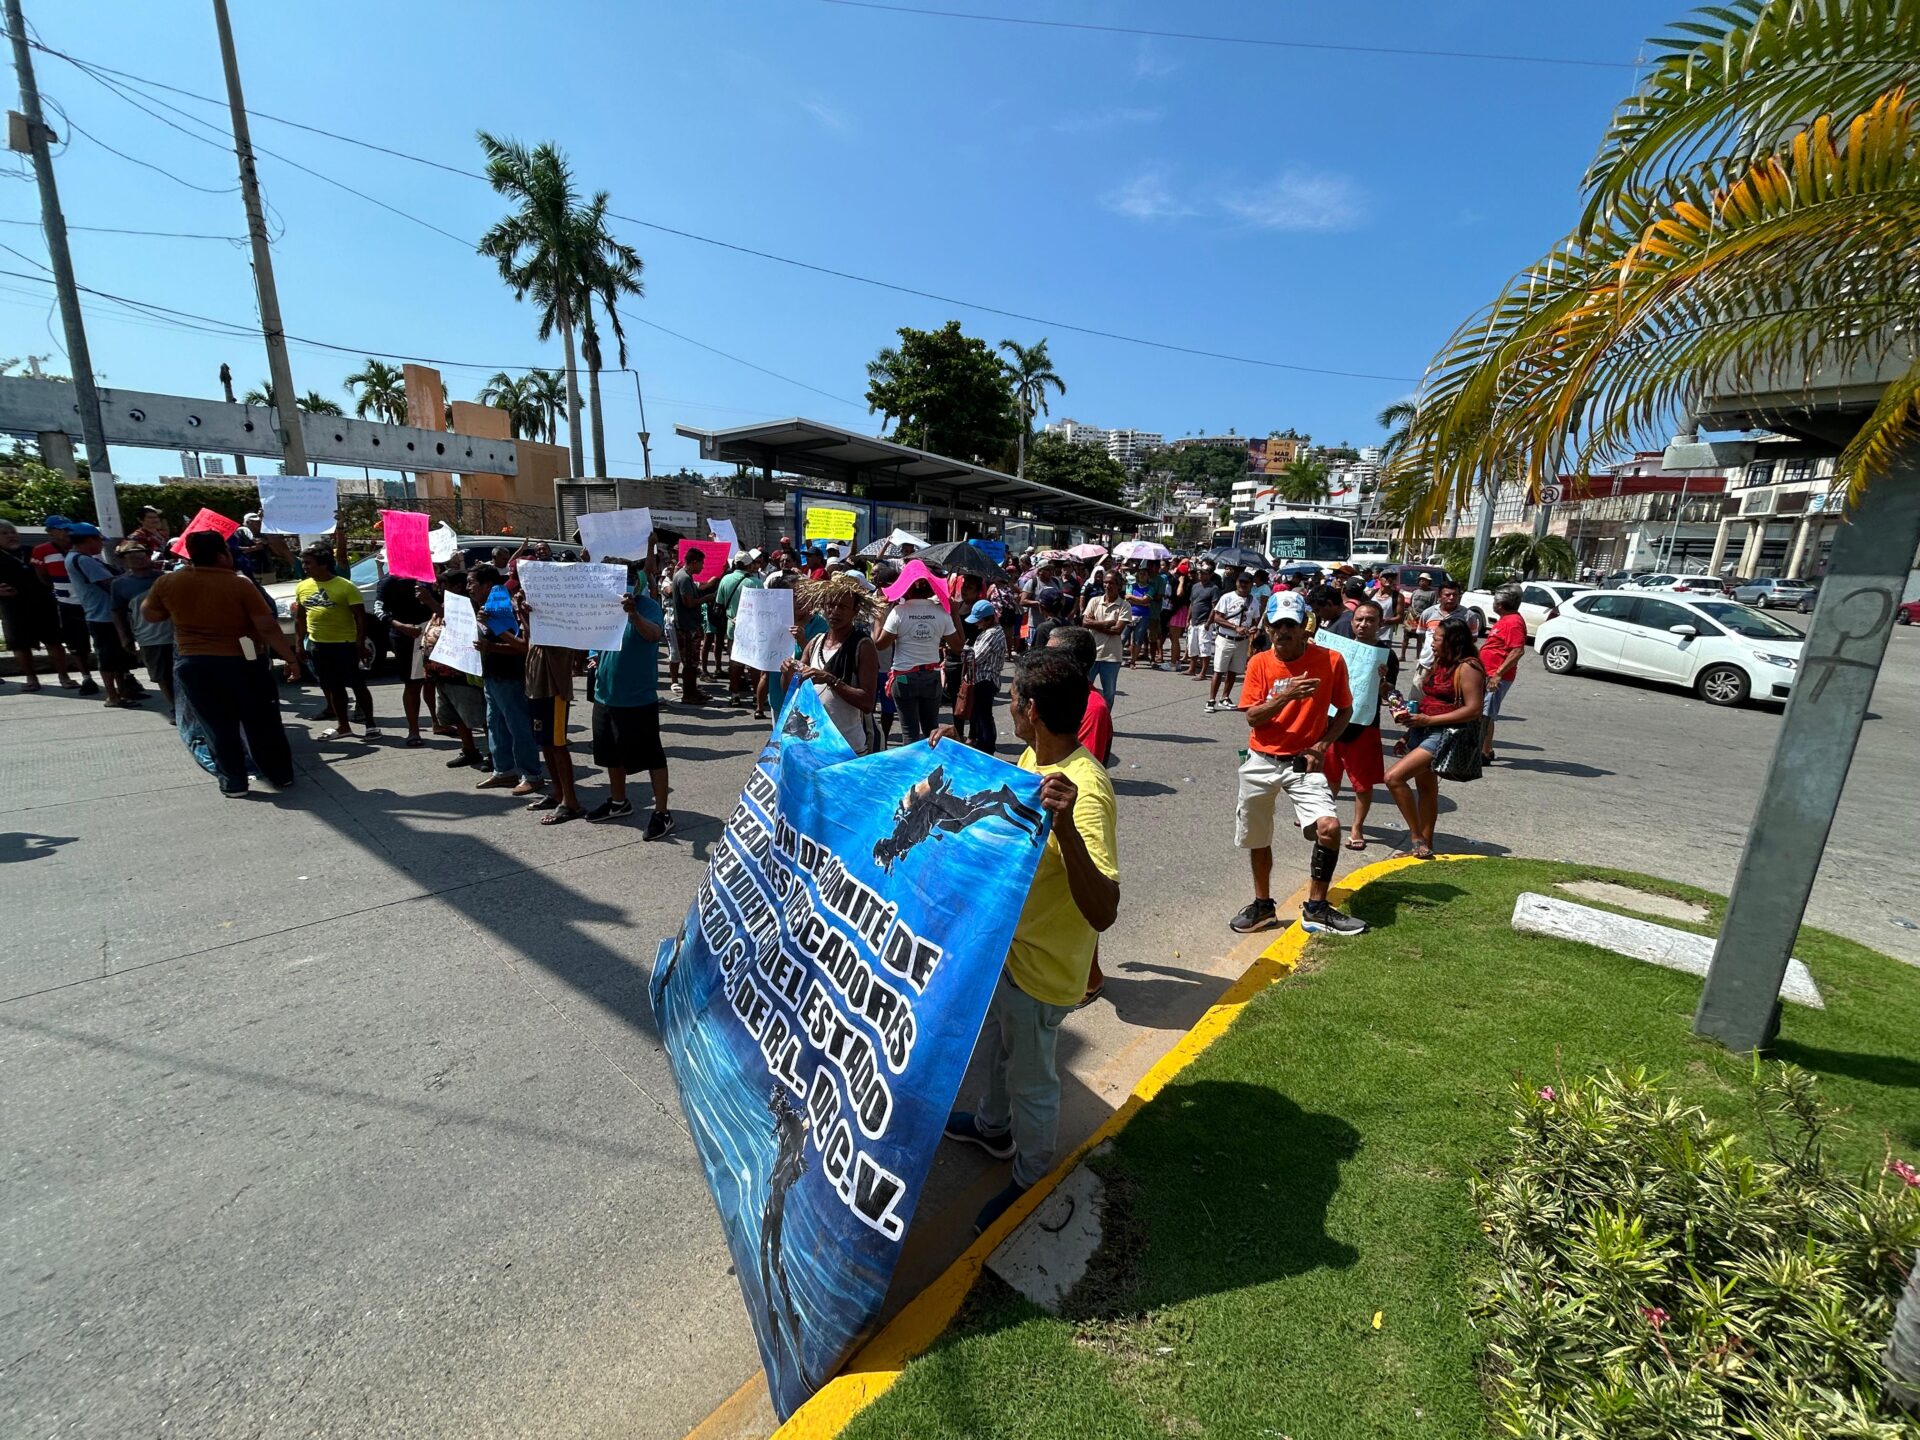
<box><xmin>0</xmin><ymin>376</ymin><xmax>517</xmax><ymax>475</ymax></box>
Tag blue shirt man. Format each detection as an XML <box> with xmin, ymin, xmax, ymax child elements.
<box><xmin>586</xmin><ymin>586</ymin><xmax>672</xmax><ymax>838</ymax></box>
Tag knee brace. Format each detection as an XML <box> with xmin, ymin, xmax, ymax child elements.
<box><xmin>1309</xmin><ymin>836</ymin><xmax>1338</xmax><ymax>883</ymax></box>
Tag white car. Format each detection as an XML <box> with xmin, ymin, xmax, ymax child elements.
<box><xmin>1460</xmin><ymin>580</ymin><xmax>1593</xmax><ymax>637</ymax></box>
<box><xmin>1533</xmin><ymin>591</ymin><xmax>1804</xmax><ymax>706</ymax></box>
<box><xmin>1624</xmin><ymin>573</ymin><xmax>1727</xmax><ymax>597</ymax></box>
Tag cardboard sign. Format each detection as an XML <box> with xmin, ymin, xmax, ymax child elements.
<box><xmin>170</xmin><ymin>507</ymin><xmax>240</xmax><ymax>558</ymax></box>
<box><xmin>430</xmin><ymin>594</ymin><xmax>485</xmax><ymax>677</ymax></box>
<box><xmin>428</xmin><ymin>522</ymin><xmax>460</xmax><ymax>563</ymax></box>
<box><xmin>730</xmin><ymin>585</ymin><xmax>795</xmax><ymax>674</ymax></box>
<box><xmin>803</xmin><ymin>506</ymin><xmax>857</xmax><ymax>542</ymax></box>
<box><xmin>257</xmin><ymin>475</ymin><xmax>337</xmax><ymax>535</ymax></box>
<box><xmin>577</xmin><ymin>507</ymin><xmax>654</xmax><ymax>561</ymax></box>
<box><xmin>382</xmin><ymin>510</ymin><xmax>436</xmax><ymax>583</ymax></box>
<box><xmin>677</xmin><ymin>538</ymin><xmax>733</xmax><ymax>578</ymax></box>
<box><xmin>708</xmin><ymin>518</ymin><xmax>739</xmax><ymax>550</ymax></box>
<box><xmin>517</xmin><ymin>561</ymin><xmax>631</xmax><ymax>651</ymax></box>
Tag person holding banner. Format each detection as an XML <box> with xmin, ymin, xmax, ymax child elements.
<box><xmin>784</xmin><ymin>574</ymin><xmax>879</xmax><ymax>754</ymax></box>
<box><xmin>939</xmin><ymin>646</ymin><xmax>1120</xmax><ymax>1235</ymax></box>
<box><xmin>875</xmin><ymin>573</ymin><xmax>958</xmax><ymax>745</ymax></box>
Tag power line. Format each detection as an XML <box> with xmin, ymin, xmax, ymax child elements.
<box><xmin>18</xmin><ymin>31</ymin><xmax>1420</xmax><ymax>384</ymax></box>
<box><xmin>812</xmin><ymin>0</ymin><xmax>1639</xmax><ymax>71</ymax></box>
<box><xmin>56</xmin><ymin>109</ymin><xmax>237</xmax><ymax>194</ymax></box>
<box><xmin>0</xmin><ymin>216</ymin><xmax>243</xmax><ymax>242</ymax></box>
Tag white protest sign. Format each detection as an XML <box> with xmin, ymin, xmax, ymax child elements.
<box><xmin>258</xmin><ymin>474</ymin><xmax>338</xmax><ymax>535</ymax></box>
<box><xmin>708</xmin><ymin>517</ymin><xmax>738</xmax><ymax>550</ymax></box>
<box><xmin>428</xmin><ymin>522</ymin><xmax>459</xmax><ymax>563</ymax></box>
<box><xmin>576</xmin><ymin>506</ymin><xmax>653</xmax><ymax>561</ymax></box>
<box><xmin>1316</xmin><ymin>629</ymin><xmax>1388</xmax><ymax>728</ymax></box>
<box><xmin>730</xmin><ymin>585</ymin><xmax>795</xmax><ymax>675</ymax></box>
<box><xmin>518</xmin><ymin>560</ymin><xmax>630</xmax><ymax>651</ymax></box>
<box><xmin>431</xmin><ymin>594</ymin><xmax>485</xmax><ymax>677</ymax></box>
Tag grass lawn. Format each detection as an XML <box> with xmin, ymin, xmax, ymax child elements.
<box><xmin>839</xmin><ymin>858</ymin><xmax>1920</xmax><ymax>1440</ymax></box>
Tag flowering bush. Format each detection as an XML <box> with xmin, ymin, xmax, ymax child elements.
<box><xmin>1472</xmin><ymin>1066</ymin><xmax>1920</xmax><ymax>1438</ymax></box>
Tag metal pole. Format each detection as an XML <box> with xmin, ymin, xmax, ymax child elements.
<box><xmin>630</xmin><ymin>369</ymin><xmax>652</xmax><ymax>477</ymax></box>
<box><xmin>1660</xmin><ymin>473</ymin><xmax>1692</xmax><ymax>570</ymax></box>
<box><xmin>210</xmin><ymin>1</ymin><xmax>305</xmax><ymax>483</ymax></box>
<box><xmin>1467</xmin><ymin>473</ymin><xmax>1497</xmax><ymax>590</ymax></box>
<box><xmin>1694</xmin><ymin>458</ymin><xmax>1920</xmax><ymax>1050</ymax></box>
<box><xmin>6</xmin><ymin>0</ymin><xmax>118</xmax><ymax>534</ymax></box>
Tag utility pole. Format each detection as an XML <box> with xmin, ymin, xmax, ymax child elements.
<box><xmin>211</xmin><ymin>0</ymin><xmax>305</xmax><ymax>487</ymax></box>
<box><xmin>630</xmin><ymin>369</ymin><xmax>652</xmax><ymax>477</ymax></box>
<box><xmin>217</xmin><ymin>363</ymin><xmax>248</xmax><ymax>474</ymax></box>
<box><xmin>6</xmin><ymin>0</ymin><xmax>119</xmax><ymax>535</ymax></box>
<box><xmin>1467</xmin><ymin>472</ymin><xmax>1498</xmax><ymax>590</ymax></box>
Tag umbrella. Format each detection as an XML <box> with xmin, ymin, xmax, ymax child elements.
<box><xmin>853</xmin><ymin>527</ymin><xmax>928</xmax><ymax>559</ymax></box>
<box><xmin>1206</xmin><ymin>546</ymin><xmax>1273</xmax><ymax>570</ymax></box>
<box><xmin>1032</xmin><ymin>549</ymin><xmax>1076</xmax><ymax>565</ymax></box>
<box><xmin>1111</xmin><ymin>539</ymin><xmax>1173</xmax><ymax>562</ymax></box>
<box><xmin>1068</xmin><ymin>542</ymin><xmax>1108</xmax><ymax>561</ymax></box>
<box><xmin>914</xmin><ymin>539</ymin><xmax>1004</xmax><ymax>579</ymax></box>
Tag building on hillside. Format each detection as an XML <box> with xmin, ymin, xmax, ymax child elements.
<box><xmin>1042</xmin><ymin>418</ymin><xmax>1109</xmax><ymax>447</ymax></box>
<box><xmin>1103</xmin><ymin>428</ymin><xmax>1162</xmax><ymax>472</ymax></box>
<box><xmin>1170</xmin><ymin>431</ymin><xmax>1246</xmax><ymax>452</ymax></box>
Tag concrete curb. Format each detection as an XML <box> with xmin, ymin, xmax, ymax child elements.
<box><xmin>696</xmin><ymin>852</ymin><xmax>1477</xmax><ymax>1440</ymax></box>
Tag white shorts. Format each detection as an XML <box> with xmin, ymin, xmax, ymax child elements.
<box><xmin>1235</xmin><ymin>750</ymin><xmax>1339</xmax><ymax>849</ymax></box>
<box><xmin>1213</xmin><ymin>634</ymin><xmax>1248</xmax><ymax>674</ymax></box>
<box><xmin>1187</xmin><ymin>622</ymin><xmax>1211</xmax><ymax>659</ymax></box>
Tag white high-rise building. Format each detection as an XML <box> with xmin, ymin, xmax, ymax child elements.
<box><xmin>1104</xmin><ymin>428</ymin><xmax>1162</xmax><ymax>472</ymax></box>
<box><xmin>1043</xmin><ymin>418</ymin><xmax>1108</xmax><ymax>447</ymax></box>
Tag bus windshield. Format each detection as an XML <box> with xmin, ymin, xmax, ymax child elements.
<box><xmin>1240</xmin><ymin>516</ymin><xmax>1353</xmax><ymax>564</ymax></box>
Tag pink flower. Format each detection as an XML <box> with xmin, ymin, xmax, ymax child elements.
<box><xmin>1888</xmin><ymin>1159</ymin><xmax>1920</xmax><ymax>1188</ymax></box>
<box><xmin>1537</xmin><ymin>1087</ymin><xmax>1557</xmax><ymax>1102</ymax></box>
<box><xmin>1640</xmin><ymin>1306</ymin><xmax>1669</xmax><ymax>1330</ymax></box>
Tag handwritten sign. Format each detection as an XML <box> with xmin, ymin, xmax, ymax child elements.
<box><xmin>517</xmin><ymin>560</ymin><xmax>630</xmax><ymax>651</ymax></box>
<box><xmin>258</xmin><ymin>475</ymin><xmax>338</xmax><ymax>535</ymax></box>
<box><xmin>804</xmin><ymin>506</ymin><xmax>857</xmax><ymax>542</ymax></box>
<box><xmin>708</xmin><ymin>517</ymin><xmax>739</xmax><ymax>550</ymax></box>
<box><xmin>428</xmin><ymin>522</ymin><xmax>460</xmax><ymax>563</ymax></box>
<box><xmin>677</xmin><ymin>538</ymin><xmax>732</xmax><ymax>577</ymax></box>
<box><xmin>382</xmin><ymin>510</ymin><xmax>436</xmax><ymax>582</ymax></box>
<box><xmin>431</xmin><ymin>594</ymin><xmax>485</xmax><ymax>677</ymax></box>
<box><xmin>1315</xmin><ymin>629</ymin><xmax>1388</xmax><ymax>730</ymax></box>
<box><xmin>170</xmin><ymin>507</ymin><xmax>239</xmax><ymax>558</ymax></box>
<box><xmin>577</xmin><ymin>506</ymin><xmax>653</xmax><ymax>561</ymax></box>
<box><xmin>730</xmin><ymin>585</ymin><xmax>795</xmax><ymax>674</ymax></box>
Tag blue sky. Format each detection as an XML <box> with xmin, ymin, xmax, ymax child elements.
<box><xmin>5</xmin><ymin>0</ymin><xmax>1679</xmax><ymax>482</ymax></box>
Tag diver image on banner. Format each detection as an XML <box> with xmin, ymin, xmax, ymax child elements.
<box><xmin>650</xmin><ymin>680</ymin><xmax>1049</xmax><ymax>1416</ymax></box>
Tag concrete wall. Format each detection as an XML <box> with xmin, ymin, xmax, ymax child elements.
<box><xmin>403</xmin><ymin>364</ymin><xmax>453</xmax><ymax>500</ymax></box>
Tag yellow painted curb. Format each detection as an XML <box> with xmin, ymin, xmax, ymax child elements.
<box><xmin>746</xmin><ymin>852</ymin><xmax>1476</xmax><ymax>1440</ymax></box>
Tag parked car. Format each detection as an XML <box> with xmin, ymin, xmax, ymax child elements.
<box><xmin>1898</xmin><ymin>597</ymin><xmax>1920</xmax><ymax>625</ymax></box>
<box><xmin>1628</xmin><ymin>573</ymin><xmax>1727</xmax><ymax>597</ymax></box>
<box><xmin>1600</xmin><ymin>570</ymin><xmax>1647</xmax><ymax>589</ymax></box>
<box><xmin>1376</xmin><ymin>562</ymin><xmax>1460</xmax><ymax>590</ymax></box>
<box><xmin>1792</xmin><ymin>575</ymin><xmax>1822</xmax><ymax>613</ymax></box>
<box><xmin>1729</xmin><ymin>575</ymin><xmax>1816</xmax><ymax>609</ymax></box>
<box><xmin>1460</xmin><ymin>580</ymin><xmax>1593</xmax><ymax>636</ymax></box>
<box><xmin>1533</xmin><ymin>591</ymin><xmax>1803</xmax><ymax>706</ymax></box>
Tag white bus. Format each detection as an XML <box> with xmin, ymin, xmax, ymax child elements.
<box><xmin>1235</xmin><ymin>510</ymin><xmax>1358</xmax><ymax>567</ymax></box>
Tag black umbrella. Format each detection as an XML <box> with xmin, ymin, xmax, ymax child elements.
<box><xmin>1206</xmin><ymin>546</ymin><xmax>1272</xmax><ymax>570</ymax></box>
<box><xmin>915</xmin><ymin>539</ymin><xmax>1004</xmax><ymax>579</ymax></box>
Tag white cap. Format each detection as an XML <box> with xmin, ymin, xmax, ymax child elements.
<box><xmin>1266</xmin><ymin>590</ymin><xmax>1309</xmax><ymax>626</ymax></box>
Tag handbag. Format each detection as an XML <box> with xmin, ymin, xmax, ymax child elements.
<box><xmin>1431</xmin><ymin>720</ymin><xmax>1486</xmax><ymax>782</ymax></box>
<box><xmin>953</xmin><ymin>654</ymin><xmax>976</xmax><ymax>722</ymax></box>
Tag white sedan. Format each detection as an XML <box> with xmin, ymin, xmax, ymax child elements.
<box><xmin>1461</xmin><ymin>580</ymin><xmax>1592</xmax><ymax>637</ymax></box>
<box><xmin>1533</xmin><ymin>590</ymin><xmax>1804</xmax><ymax>706</ymax></box>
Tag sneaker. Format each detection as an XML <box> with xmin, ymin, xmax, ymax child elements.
<box><xmin>1203</xmin><ymin>699</ymin><xmax>1217</xmax><ymax>712</ymax></box>
<box><xmin>973</xmin><ymin>1178</ymin><xmax>1032</xmax><ymax>1236</ymax></box>
<box><xmin>1229</xmin><ymin>898</ymin><xmax>1280</xmax><ymax>933</ymax></box>
<box><xmin>1300</xmin><ymin>902</ymin><xmax>1370</xmax><ymax>937</ymax></box>
<box><xmin>643</xmin><ymin>809</ymin><xmax>675</xmax><ymax>842</ymax></box>
<box><xmin>511</xmin><ymin>779</ymin><xmax>546</xmax><ymax>797</ymax></box>
<box><xmin>943</xmin><ymin>1112</ymin><xmax>1016</xmax><ymax>1161</ymax></box>
<box><xmin>77</xmin><ymin>678</ymin><xmax>100</xmax><ymax>696</ymax></box>
<box><xmin>587</xmin><ymin>798</ymin><xmax>633</xmax><ymax>823</ymax></box>
<box><xmin>477</xmin><ymin>772</ymin><xmax>519</xmax><ymax>790</ymax></box>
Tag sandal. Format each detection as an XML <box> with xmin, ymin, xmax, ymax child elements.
<box><xmin>526</xmin><ymin>793</ymin><xmax>560</xmax><ymax>812</ymax></box>
<box><xmin>1412</xmin><ymin>842</ymin><xmax>1434</xmax><ymax>860</ymax></box>
<box><xmin>314</xmin><ymin>727</ymin><xmax>354</xmax><ymax>741</ymax></box>
<box><xmin>539</xmin><ymin>805</ymin><xmax>583</xmax><ymax>826</ymax></box>
<box><xmin>1344</xmin><ymin>836</ymin><xmax>1367</xmax><ymax>851</ymax></box>
<box><xmin>404</xmin><ymin>734</ymin><xmax>425</xmax><ymax>748</ymax></box>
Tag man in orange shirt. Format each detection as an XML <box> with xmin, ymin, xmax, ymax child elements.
<box><xmin>1229</xmin><ymin>591</ymin><xmax>1370</xmax><ymax>936</ymax></box>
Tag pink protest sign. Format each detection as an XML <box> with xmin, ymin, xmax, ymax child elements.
<box><xmin>382</xmin><ymin>509</ymin><xmax>436</xmax><ymax>582</ymax></box>
<box><xmin>882</xmin><ymin>556</ymin><xmax>952</xmax><ymax>611</ymax></box>
<box><xmin>170</xmin><ymin>507</ymin><xmax>240</xmax><ymax>558</ymax></box>
<box><xmin>675</xmin><ymin>538</ymin><xmax>732</xmax><ymax>576</ymax></box>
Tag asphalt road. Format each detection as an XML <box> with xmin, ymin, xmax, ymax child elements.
<box><xmin>5</xmin><ymin>625</ymin><xmax>1914</xmax><ymax>1440</ymax></box>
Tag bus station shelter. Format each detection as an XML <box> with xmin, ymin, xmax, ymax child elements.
<box><xmin>676</xmin><ymin>417</ymin><xmax>1147</xmax><ymax>551</ymax></box>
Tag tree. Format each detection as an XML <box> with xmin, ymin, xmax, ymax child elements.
<box><xmin>997</xmin><ymin>337</ymin><xmax>1065</xmax><ymax>477</ymax></box>
<box><xmin>1276</xmin><ymin>456</ymin><xmax>1332</xmax><ymax>505</ymax></box>
<box><xmin>1387</xmin><ymin>0</ymin><xmax>1920</xmax><ymax>1058</ymax></box>
<box><xmin>477</xmin><ymin>131</ymin><xmax>588</xmax><ymax>477</ymax></box>
<box><xmin>479</xmin><ymin>372</ymin><xmax>543</xmax><ymax>439</ymax></box>
<box><xmin>574</xmin><ymin>195</ymin><xmax>644</xmax><ymax>479</ymax></box>
<box><xmin>865</xmin><ymin>321</ymin><xmax>1020</xmax><ymax>465</ymax></box>
<box><xmin>1141</xmin><ymin>443</ymin><xmax>1246</xmax><ymax>499</ymax></box>
<box><xmin>526</xmin><ymin>368</ymin><xmax>566</xmax><ymax>444</ymax></box>
<box><xmin>344</xmin><ymin>358</ymin><xmax>408</xmax><ymax>424</ymax></box>
<box><xmin>1490</xmin><ymin>531</ymin><xmax>1577</xmax><ymax>580</ymax></box>
<box><xmin>1021</xmin><ymin>431</ymin><xmax>1125</xmax><ymax>504</ymax></box>
<box><xmin>1376</xmin><ymin>400</ymin><xmax>1417</xmax><ymax>462</ymax></box>
<box><xmin>241</xmin><ymin>380</ymin><xmax>339</xmax><ymax>415</ymax></box>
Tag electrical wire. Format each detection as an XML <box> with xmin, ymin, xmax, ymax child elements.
<box><xmin>0</xmin><ymin>216</ymin><xmax>245</xmax><ymax>242</ymax></box>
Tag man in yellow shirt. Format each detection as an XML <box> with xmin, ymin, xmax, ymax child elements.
<box><xmin>292</xmin><ymin>547</ymin><xmax>378</xmax><ymax>741</ymax></box>
<box><xmin>938</xmin><ymin>647</ymin><xmax>1120</xmax><ymax>1235</ymax></box>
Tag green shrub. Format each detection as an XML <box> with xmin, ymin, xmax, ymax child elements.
<box><xmin>1472</xmin><ymin>1066</ymin><xmax>1920</xmax><ymax>1438</ymax></box>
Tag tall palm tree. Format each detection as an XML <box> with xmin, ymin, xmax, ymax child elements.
<box><xmin>241</xmin><ymin>380</ymin><xmax>341</xmax><ymax>416</ymax></box>
<box><xmin>526</xmin><ymin>368</ymin><xmax>567</xmax><ymax>445</ymax></box>
<box><xmin>477</xmin><ymin>131</ymin><xmax>587</xmax><ymax>476</ymax></box>
<box><xmin>1375</xmin><ymin>400</ymin><xmax>1418</xmax><ymax>462</ymax></box>
<box><xmin>574</xmin><ymin>195</ymin><xmax>645</xmax><ymax>479</ymax></box>
<box><xmin>478</xmin><ymin>371</ymin><xmax>542</xmax><ymax>439</ymax></box>
<box><xmin>1489</xmin><ymin>531</ymin><xmax>1577</xmax><ymax>580</ymax></box>
<box><xmin>998</xmin><ymin>338</ymin><xmax>1065</xmax><ymax>477</ymax></box>
<box><xmin>242</xmin><ymin>379</ymin><xmax>274</xmax><ymax>407</ymax></box>
<box><xmin>1276</xmin><ymin>455</ymin><xmax>1331</xmax><ymax>506</ymax></box>
<box><xmin>344</xmin><ymin>358</ymin><xmax>408</xmax><ymax>424</ymax></box>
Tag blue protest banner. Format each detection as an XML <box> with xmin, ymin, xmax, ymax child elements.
<box><xmin>972</xmin><ymin>538</ymin><xmax>1007</xmax><ymax>563</ymax></box>
<box><xmin>651</xmin><ymin>681</ymin><xmax>1050</xmax><ymax>1416</ymax></box>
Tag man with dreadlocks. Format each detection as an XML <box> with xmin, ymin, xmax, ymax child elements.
<box><xmin>781</xmin><ymin>571</ymin><xmax>881</xmax><ymax>754</ymax></box>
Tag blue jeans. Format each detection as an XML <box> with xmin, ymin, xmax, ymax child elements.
<box><xmin>1089</xmin><ymin>659</ymin><xmax>1120</xmax><ymax>710</ymax></box>
<box><xmin>483</xmin><ymin>675</ymin><xmax>544</xmax><ymax>780</ymax></box>
<box><xmin>891</xmin><ymin>668</ymin><xmax>942</xmax><ymax>743</ymax></box>
<box><xmin>974</xmin><ymin>971</ymin><xmax>1075</xmax><ymax>1187</ymax></box>
<box><xmin>1484</xmin><ymin>677</ymin><xmax>1513</xmax><ymax>721</ymax></box>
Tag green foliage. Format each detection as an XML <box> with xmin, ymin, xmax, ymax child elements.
<box><xmin>1141</xmin><ymin>443</ymin><xmax>1247</xmax><ymax>499</ymax></box>
<box><xmin>0</xmin><ymin>458</ymin><xmax>89</xmax><ymax>524</ymax></box>
<box><xmin>1277</xmin><ymin>455</ymin><xmax>1332</xmax><ymax>505</ymax></box>
<box><xmin>1021</xmin><ymin>431</ymin><xmax>1126</xmax><ymax>505</ymax></box>
<box><xmin>1492</xmin><ymin>531</ymin><xmax>1579</xmax><ymax>580</ymax></box>
<box><xmin>865</xmin><ymin>321</ymin><xmax>1020</xmax><ymax>465</ymax></box>
<box><xmin>1473</xmin><ymin>1066</ymin><xmax>1920</xmax><ymax>1439</ymax></box>
<box><xmin>479</xmin><ymin>371</ymin><xmax>544</xmax><ymax>439</ymax></box>
<box><xmin>344</xmin><ymin>358</ymin><xmax>409</xmax><ymax>424</ymax></box>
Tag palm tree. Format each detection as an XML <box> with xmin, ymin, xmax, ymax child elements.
<box><xmin>1387</xmin><ymin>0</ymin><xmax>1920</xmax><ymax>1062</ymax></box>
<box><xmin>299</xmin><ymin>391</ymin><xmax>343</xmax><ymax>416</ymax></box>
<box><xmin>1276</xmin><ymin>455</ymin><xmax>1331</xmax><ymax>505</ymax></box>
<box><xmin>242</xmin><ymin>379</ymin><xmax>274</xmax><ymax>407</ymax></box>
<box><xmin>344</xmin><ymin>358</ymin><xmax>408</xmax><ymax>425</ymax></box>
<box><xmin>478</xmin><ymin>371</ymin><xmax>542</xmax><ymax>439</ymax></box>
<box><xmin>477</xmin><ymin>131</ymin><xmax>588</xmax><ymax>477</ymax></box>
<box><xmin>1489</xmin><ymin>531</ymin><xmax>1577</xmax><ymax>580</ymax></box>
<box><xmin>526</xmin><ymin>367</ymin><xmax>567</xmax><ymax>445</ymax></box>
<box><xmin>574</xmin><ymin>195</ymin><xmax>645</xmax><ymax>479</ymax></box>
<box><xmin>1375</xmin><ymin>400</ymin><xmax>1418</xmax><ymax>462</ymax></box>
<box><xmin>998</xmin><ymin>338</ymin><xmax>1065</xmax><ymax>477</ymax></box>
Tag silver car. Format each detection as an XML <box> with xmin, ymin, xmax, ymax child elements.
<box><xmin>1730</xmin><ymin>576</ymin><xmax>1815</xmax><ymax>609</ymax></box>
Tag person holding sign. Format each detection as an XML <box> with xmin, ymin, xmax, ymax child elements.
<box><xmin>419</xmin><ymin>586</ymin><xmax>489</xmax><ymax>772</ymax></box>
<box><xmin>585</xmin><ymin>553</ymin><xmax>674</xmax><ymax>838</ymax></box>
<box><xmin>1319</xmin><ymin>599</ymin><xmax>1398</xmax><ymax>851</ymax></box>
<box><xmin>670</xmin><ymin>548</ymin><xmax>719</xmax><ymax>705</ymax></box>
<box><xmin>938</xmin><ymin>647</ymin><xmax>1120</xmax><ymax>1236</ymax></box>
<box><xmin>782</xmin><ymin>574</ymin><xmax>879</xmax><ymax>754</ymax></box>
<box><xmin>515</xmin><ymin>587</ymin><xmax>584</xmax><ymax>826</ymax></box>
<box><xmin>469</xmin><ymin>565</ymin><xmax>547</xmax><ymax>798</ymax></box>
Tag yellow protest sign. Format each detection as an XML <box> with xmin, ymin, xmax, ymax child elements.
<box><xmin>804</xmin><ymin>506</ymin><xmax>857</xmax><ymax>542</ymax></box>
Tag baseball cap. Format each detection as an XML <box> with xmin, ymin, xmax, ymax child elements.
<box><xmin>67</xmin><ymin>521</ymin><xmax>102</xmax><ymax>539</ymax></box>
<box><xmin>42</xmin><ymin>514</ymin><xmax>72</xmax><ymax>529</ymax></box>
<box><xmin>967</xmin><ymin>599</ymin><xmax>998</xmax><ymax>624</ymax></box>
<box><xmin>1266</xmin><ymin>590</ymin><xmax>1309</xmax><ymax>626</ymax></box>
